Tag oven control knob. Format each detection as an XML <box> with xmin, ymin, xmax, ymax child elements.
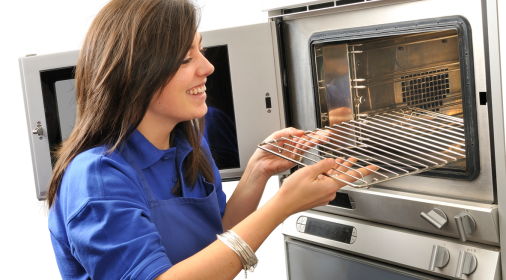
<box><xmin>296</xmin><ymin>216</ymin><xmax>307</xmax><ymax>233</ymax></box>
<box><xmin>454</xmin><ymin>212</ymin><xmax>476</xmax><ymax>242</ymax></box>
<box><xmin>421</xmin><ymin>208</ymin><xmax>448</xmax><ymax>229</ymax></box>
<box><xmin>428</xmin><ymin>245</ymin><xmax>450</xmax><ymax>271</ymax></box>
<box><xmin>455</xmin><ymin>250</ymin><xmax>477</xmax><ymax>278</ymax></box>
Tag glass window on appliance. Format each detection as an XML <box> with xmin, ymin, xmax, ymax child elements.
<box><xmin>40</xmin><ymin>67</ymin><xmax>76</xmax><ymax>166</ymax></box>
<box><xmin>203</xmin><ymin>45</ymin><xmax>240</xmax><ymax>170</ymax></box>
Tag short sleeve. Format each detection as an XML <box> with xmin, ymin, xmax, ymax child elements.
<box><xmin>59</xmin><ymin>150</ymin><xmax>172</xmax><ymax>280</ymax></box>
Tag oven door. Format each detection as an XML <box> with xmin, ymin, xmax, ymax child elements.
<box><xmin>271</xmin><ymin>0</ymin><xmax>500</xmax><ymax>246</ymax></box>
<box><xmin>201</xmin><ymin>22</ymin><xmax>287</xmax><ymax>179</ymax></box>
<box><xmin>18</xmin><ymin>22</ymin><xmax>285</xmax><ymax>200</ymax></box>
<box><xmin>285</xmin><ymin>239</ymin><xmax>444</xmax><ymax>280</ymax></box>
<box><xmin>19</xmin><ymin>50</ymin><xmax>79</xmax><ymax>200</ymax></box>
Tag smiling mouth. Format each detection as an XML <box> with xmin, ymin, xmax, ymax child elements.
<box><xmin>186</xmin><ymin>85</ymin><xmax>206</xmax><ymax>95</ymax></box>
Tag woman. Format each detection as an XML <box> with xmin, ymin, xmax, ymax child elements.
<box><xmin>48</xmin><ymin>0</ymin><xmax>374</xmax><ymax>279</ymax></box>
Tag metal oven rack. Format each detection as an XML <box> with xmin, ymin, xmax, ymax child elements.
<box><xmin>258</xmin><ymin>108</ymin><xmax>466</xmax><ymax>188</ymax></box>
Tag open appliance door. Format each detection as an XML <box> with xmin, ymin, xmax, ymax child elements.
<box><xmin>201</xmin><ymin>22</ymin><xmax>286</xmax><ymax>179</ymax></box>
<box><xmin>19</xmin><ymin>50</ymin><xmax>79</xmax><ymax>200</ymax></box>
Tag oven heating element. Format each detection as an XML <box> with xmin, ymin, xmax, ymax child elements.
<box><xmin>258</xmin><ymin>107</ymin><xmax>466</xmax><ymax>188</ymax></box>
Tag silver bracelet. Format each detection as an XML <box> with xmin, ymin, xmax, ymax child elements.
<box><xmin>217</xmin><ymin>230</ymin><xmax>259</xmax><ymax>279</ymax></box>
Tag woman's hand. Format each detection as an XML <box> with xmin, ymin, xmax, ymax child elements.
<box><xmin>249</xmin><ymin>127</ymin><xmax>327</xmax><ymax>178</ymax></box>
<box><xmin>273</xmin><ymin>158</ymin><xmax>378</xmax><ymax>217</ymax></box>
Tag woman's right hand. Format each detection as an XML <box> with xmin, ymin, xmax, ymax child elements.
<box><xmin>274</xmin><ymin>157</ymin><xmax>377</xmax><ymax>217</ymax></box>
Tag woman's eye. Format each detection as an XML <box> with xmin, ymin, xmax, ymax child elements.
<box><xmin>182</xmin><ymin>57</ymin><xmax>192</xmax><ymax>64</ymax></box>
<box><xmin>182</xmin><ymin>48</ymin><xmax>206</xmax><ymax>65</ymax></box>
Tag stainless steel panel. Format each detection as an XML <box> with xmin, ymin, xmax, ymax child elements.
<box><xmin>282</xmin><ymin>210</ymin><xmax>501</xmax><ymax>279</ymax></box>
<box><xmin>285</xmin><ymin>238</ymin><xmax>443</xmax><ymax>280</ymax></box>
<box><xmin>314</xmin><ymin>187</ymin><xmax>499</xmax><ymax>245</ymax></box>
<box><xmin>282</xmin><ymin>0</ymin><xmax>494</xmax><ymax>203</ymax></box>
<box><xmin>314</xmin><ymin>43</ymin><xmax>354</xmax><ymax>127</ymax></box>
<box><xmin>481</xmin><ymin>0</ymin><xmax>506</xmax><ymax>278</ymax></box>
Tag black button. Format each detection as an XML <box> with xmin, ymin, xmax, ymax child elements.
<box><xmin>265</xmin><ymin>97</ymin><xmax>272</xmax><ymax>109</ymax></box>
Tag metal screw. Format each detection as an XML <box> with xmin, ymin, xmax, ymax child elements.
<box><xmin>266</xmin><ymin>93</ymin><xmax>270</xmax><ymax>96</ymax></box>
<box><xmin>39</xmin><ymin>136</ymin><xmax>43</xmax><ymax>140</ymax></box>
<box><xmin>267</xmin><ymin>109</ymin><xmax>271</xmax><ymax>113</ymax></box>
<box><xmin>357</xmin><ymin>63</ymin><xmax>361</xmax><ymax>67</ymax></box>
<box><xmin>37</xmin><ymin>121</ymin><xmax>41</xmax><ymax>125</ymax></box>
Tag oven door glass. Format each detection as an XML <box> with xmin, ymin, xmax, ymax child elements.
<box><xmin>201</xmin><ymin>22</ymin><xmax>285</xmax><ymax>179</ymax></box>
<box><xmin>203</xmin><ymin>45</ymin><xmax>240</xmax><ymax>170</ymax></box>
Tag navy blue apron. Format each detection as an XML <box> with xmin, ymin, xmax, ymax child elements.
<box><xmin>121</xmin><ymin>146</ymin><xmax>224</xmax><ymax>265</ymax></box>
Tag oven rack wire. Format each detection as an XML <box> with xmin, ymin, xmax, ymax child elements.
<box><xmin>257</xmin><ymin>108</ymin><xmax>466</xmax><ymax>188</ymax></box>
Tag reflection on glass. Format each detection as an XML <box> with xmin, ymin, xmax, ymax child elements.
<box><xmin>203</xmin><ymin>45</ymin><xmax>240</xmax><ymax>169</ymax></box>
<box><xmin>40</xmin><ymin>66</ymin><xmax>76</xmax><ymax>167</ymax></box>
<box><xmin>322</xmin><ymin>44</ymin><xmax>353</xmax><ymax>126</ymax></box>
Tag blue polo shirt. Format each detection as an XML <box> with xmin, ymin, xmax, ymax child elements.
<box><xmin>48</xmin><ymin>129</ymin><xmax>227</xmax><ymax>280</ymax></box>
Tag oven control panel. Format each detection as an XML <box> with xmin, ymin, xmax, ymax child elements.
<box><xmin>296</xmin><ymin>216</ymin><xmax>357</xmax><ymax>244</ymax></box>
<box><xmin>284</xmin><ymin>210</ymin><xmax>501</xmax><ymax>279</ymax></box>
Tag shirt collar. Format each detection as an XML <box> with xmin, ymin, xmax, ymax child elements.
<box><xmin>126</xmin><ymin>128</ymin><xmax>193</xmax><ymax>170</ymax></box>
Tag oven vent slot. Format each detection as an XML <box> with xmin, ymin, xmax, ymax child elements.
<box><xmin>258</xmin><ymin>108</ymin><xmax>465</xmax><ymax>188</ymax></box>
<box><xmin>335</xmin><ymin>0</ymin><xmax>365</xmax><ymax>7</ymax></box>
<box><xmin>401</xmin><ymin>69</ymin><xmax>451</xmax><ymax>112</ymax></box>
<box><xmin>283</xmin><ymin>6</ymin><xmax>307</xmax><ymax>15</ymax></box>
<box><xmin>283</xmin><ymin>0</ymin><xmax>366</xmax><ymax>15</ymax></box>
<box><xmin>309</xmin><ymin>2</ymin><xmax>335</xmax><ymax>10</ymax></box>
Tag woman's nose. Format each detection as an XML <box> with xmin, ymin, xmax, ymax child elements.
<box><xmin>198</xmin><ymin>56</ymin><xmax>215</xmax><ymax>77</ymax></box>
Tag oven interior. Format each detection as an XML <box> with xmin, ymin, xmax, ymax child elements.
<box><xmin>309</xmin><ymin>18</ymin><xmax>478</xmax><ymax>180</ymax></box>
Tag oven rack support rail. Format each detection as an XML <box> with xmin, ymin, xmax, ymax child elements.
<box><xmin>257</xmin><ymin>108</ymin><xmax>466</xmax><ymax>188</ymax></box>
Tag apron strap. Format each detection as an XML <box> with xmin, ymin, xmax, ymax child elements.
<box><xmin>120</xmin><ymin>145</ymin><xmax>158</xmax><ymax>204</ymax></box>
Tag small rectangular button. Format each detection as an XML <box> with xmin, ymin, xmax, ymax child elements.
<box><xmin>265</xmin><ymin>97</ymin><xmax>272</xmax><ymax>109</ymax></box>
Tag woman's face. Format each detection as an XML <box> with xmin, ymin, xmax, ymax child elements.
<box><xmin>148</xmin><ymin>32</ymin><xmax>214</xmax><ymax>125</ymax></box>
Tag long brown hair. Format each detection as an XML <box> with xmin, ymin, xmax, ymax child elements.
<box><xmin>47</xmin><ymin>0</ymin><xmax>214</xmax><ymax>209</ymax></box>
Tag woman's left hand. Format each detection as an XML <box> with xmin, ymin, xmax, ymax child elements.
<box><xmin>249</xmin><ymin>127</ymin><xmax>326</xmax><ymax>178</ymax></box>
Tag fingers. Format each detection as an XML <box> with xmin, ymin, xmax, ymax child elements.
<box><xmin>266</xmin><ymin>127</ymin><xmax>304</xmax><ymax>142</ymax></box>
<box><xmin>326</xmin><ymin>157</ymin><xmax>357</xmax><ymax>176</ymax></box>
<box><xmin>335</xmin><ymin>164</ymin><xmax>380</xmax><ymax>184</ymax></box>
<box><xmin>336</xmin><ymin>157</ymin><xmax>357</xmax><ymax>172</ymax></box>
<box><xmin>301</xmin><ymin>158</ymin><xmax>335</xmax><ymax>180</ymax></box>
<box><xmin>326</xmin><ymin>158</ymin><xmax>343</xmax><ymax>176</ymax></box>
<box><xmin>282</xmin><ymin>131</ymin><xmax>326</xmax><ymax>159</ymax></box>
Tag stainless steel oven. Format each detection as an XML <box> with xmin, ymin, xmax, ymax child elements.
<box><xmin>19</xmin><ymin>0</ymin><xmax>506</xmax><ymax>279</ymax></box>
<box><xmin>262</xmin><ymin>0</ymin><xmax>505</xmax><ymax>279</ymax></box>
